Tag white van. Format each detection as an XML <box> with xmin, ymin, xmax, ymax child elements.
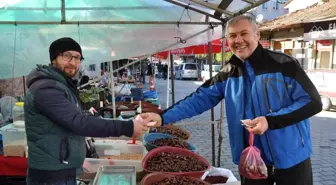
<box><xmin>175</xmin><ymin>63</ymin><xmax>199</xmax><ymax>80</ymax></box>
<box><xmin>201</xmin><ymin>64</ymin><xmax>222</xmax><ymax>81</ymax></box>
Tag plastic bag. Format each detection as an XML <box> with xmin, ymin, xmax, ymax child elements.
<box><xmin>201</xmin><ymin>166</ymin><xmax>238</xmax><ymax>185</ymax></box>
<box><xmin>0</xmin><ymin>96</ymin><xmax>17</xmax><ymax>122</ymax></box>
<box><xmin>239</xmin><ymin>132</ymin><xmax>268</xmax><ymax>179</ymax></box>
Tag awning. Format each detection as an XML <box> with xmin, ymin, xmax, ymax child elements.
<box><xmin>152</xmin><ymin>39</ymin><xmax>230</xmax><ymax>59</ymax></box>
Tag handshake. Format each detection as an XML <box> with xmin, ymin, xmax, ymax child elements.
<box><xmin>132</xmin><ymin>112</ymin><xmax>163</xmax><ymax>137</ymax></box>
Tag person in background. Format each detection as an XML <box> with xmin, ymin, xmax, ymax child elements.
<box><xmin>162</xmin><ymin>64</ymin><xmax>168</xmax><ymax>80</ymax></box>
<box><xmin>24</xmin><ymin>37</ymin><xmax>152</xmax><ymax>185</ymax></box>
<box><xmin>78</xmin><ymin>75</ymin><xmax>90</xmax><ymax>90</ymax></box>
<box><xmin>140</xmin><ymin>15</ymin><xmax>322</xmax><ymax>185</ymax></box>
<box><xmin>140</xmin><ymin>60</ymin><xmax>148</xmax><ymax>84</ymax></box>
<box><xmin>147</xmin><ymin>60</ymin><xmax>153</xmax><ymax>77</ymax></box>
<box><xmin>157</xmin><ymin>60</ymin><xmax>163</xmax><ymax>79</ymax></box>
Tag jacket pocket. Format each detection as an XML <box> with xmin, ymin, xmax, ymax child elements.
<box><xmin>67</xmin><ymin>136</ymin><xmax>86</xmax><ymax>167</ymax></box>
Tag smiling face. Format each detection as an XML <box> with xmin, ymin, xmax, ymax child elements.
<box><xmin>52</xmin><ymin>50</ymin><xmax>82</xmax><ymax>78</ymax></box>
<box><xmin>226</xmin><ymin>19</ymin><xmax>260</xmax><ymax>60</ymax></box>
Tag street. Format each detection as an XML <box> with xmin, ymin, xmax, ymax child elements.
<box><xmin>154</xmin><ymin>77</ymin><xmax>336</xmax><ymax>185</ymax></box>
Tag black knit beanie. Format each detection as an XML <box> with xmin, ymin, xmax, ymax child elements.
<box><xmin>49</xmin><ymin>37</ymin><xmax>83</xmax><ymax>62</ymax></box>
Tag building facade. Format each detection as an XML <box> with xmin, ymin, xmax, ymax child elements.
<box><xmin>250</xmin><ymin>0</ymin><xmax>289</xmax><ymax>22</ymax></box>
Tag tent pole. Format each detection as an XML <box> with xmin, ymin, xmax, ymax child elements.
<box><xmin>206</xmin><ymin>16</ymin><xmax>216</xmax><ymax>167</ymax></box>
<box><xmin>170</xmin><ymin>53</ymin><xmax>175</xmax><ymax>105</ymax></box>
<box><xmin>110</xmin><ymin>62</ymin><xmax>116</xmax><ymax>118</ymax></box>
<box><xmin>166</xmin><ymin>53</ymin><xmax>171</xmax><ymax>109</ymax></box>
<box><xmin>112</xmin><ymin>26</ymin><xmax>216</xmax><ymax>73</ymax></box>
<box><xmin>0</xmin><ymin>21</ymin><xmax>222</xmax><ymax>25</ymax></box>
<box><xmin>189</xmin><ymin>0</ymin><xmax>233</xmax><ymax>16</ymax></box>
<box><xmin>61</xmin><ymin>0</ymin><xmax>66</xmax><ymax>23</ymax></box>
<box><xmin>217</xmin><ymin>24</ymin><xmax>226</xmax><ymax>167</ymax></box>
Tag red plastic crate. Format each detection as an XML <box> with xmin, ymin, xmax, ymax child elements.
<box><xmin>141</xmin><ymin>172</ymin><xmax>211</xmax><ymax>185</ymax></box>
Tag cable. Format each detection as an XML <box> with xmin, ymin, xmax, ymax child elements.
<box><xmin>175</xmin><ymin>3</ymin><xmax>191</xmax><ymax>44</ymax></box>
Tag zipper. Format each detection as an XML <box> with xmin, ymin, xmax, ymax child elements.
<box><xmin>265</xmin><ymin>133</ymin><xmax>275</xmax><ymax>175</ymax></box>
<box><xmin>296</xmin><ymin>124</ymin><xmax>305</xmax><ymax>147</ymax></box>
<box><xmin>263</xmin><ymin>79</ymin><xmax>305</xmax><ymax>148</ymax></box>
<box><xmin>259</xmin><ymin>79</ymin><xmax>278</xmax><ymax>174</ymax></box>
<box><xmin>243</xmin><ymin>64</ymin><xmax>276</xmax><ymax>175</ymax></box>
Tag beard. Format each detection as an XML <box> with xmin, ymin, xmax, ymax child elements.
<box><xmin>54</xmin><ymin>61</ymin><xmax>78</xmax><ymax>78</ymax></box>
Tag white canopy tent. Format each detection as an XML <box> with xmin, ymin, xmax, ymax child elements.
<box><xmin>0</xmin><ymin>0</ymin><xmax>270</xmax><ymax>167</ymax></box>
<box><xmin>0</xmin><ymin>0</ymin><xmax>269</xmax><ymax>79</ymax></box>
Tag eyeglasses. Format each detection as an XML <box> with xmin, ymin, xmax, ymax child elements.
<box><xmin>59</xmin><ymin>52</ymin><xmax>84</xmax><ymax>63</ymax></box>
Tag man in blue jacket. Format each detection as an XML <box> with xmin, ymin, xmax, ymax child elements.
<box><xmin>24</xmin><ymin>37</ymin><xmax>150</xmax><ymax>185</ymax></box>
<box><xmin>141</xmin><ymin>15</ymin><xmax>322</xmax><ymax>185</ymax></box>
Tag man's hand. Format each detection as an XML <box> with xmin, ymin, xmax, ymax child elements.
<box><xmin>246</xmin><ymin>116</ymin><xmax>269</xmax><ymax>135</ymax></box>
<box><xmin>132</xmin><ymin>118</ymin><xmax>149</xmax><ymax>137</ymax></box>
<box><xmin>139</xmin><ymin>112</ymin><xmax>162</xmax><ymax>127</ymax></box>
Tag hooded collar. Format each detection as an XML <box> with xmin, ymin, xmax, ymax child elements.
<box><xmin>27</xmin><ymin>65</ymin><xmax>79</xmax><ymax>97</ymax></box>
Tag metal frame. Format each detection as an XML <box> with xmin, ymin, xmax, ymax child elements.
<box><xmin>0</xmin><ymin>6</ymin><xmax>186</xmax><ymax>11</ymax></box>
<box><xmin>189</xmin><ymin>0</ymin><xmax>234</xmax><ymax>16</ymax></box>
<box><xmin>164</xmin><ymin>0</ymin><xmax>224</xmax><ymax>21</ymax></box>
<box><xmin>242</xmin><ymin>0</ymin><xmax>256</xmax><ymax>4</ymax></box>
<box><xmin>232</xmin><ymin>0</ymin><xmax>270</xmax><ymax>17</ymax></box>
<box><xmin>0</xmin><ymin>0</ymin><xmax>270</xmax><ymax>25</ymax></box>
<box><xmin>61</xmin><ymin>0</ymin><xmax>65</xmax><ymax>23</ymax></box>
<box><xmin>214</xmin><ymin>0</ymin><xmax>234</xmax><ymax>18</ymax></box>
<box><xmin>2</xmin><ymin>0</ymin><xmax>271</xmax><ymax>167</ymax></box>
<box><xmin>0</xmin><ymin>21</ymin><xmax>222</xmax><ymax>25</ymax></box>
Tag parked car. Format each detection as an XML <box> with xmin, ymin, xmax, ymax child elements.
<box><xmin>306</xmin><ymin>70</ymin><xmax>336</xmax><ymax>111</ymax></box>
<box><xmin>175</xmin><ymin>63</ymin><xmax>199</xmax><ymax>80</ymax></box>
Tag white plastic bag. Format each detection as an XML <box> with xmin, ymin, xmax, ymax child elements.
<box><xmin>201</xmin><ymin>167</ymin><xmax>238</xmax><ymax>185</ymax></box>
<box><xmin>0</xmin><ymin>96</ymin><xmax>17</xmax><ymax>121</ymax></box>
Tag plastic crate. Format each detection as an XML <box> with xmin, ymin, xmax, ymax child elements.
<box><xmin>84</xmin><ymin>141</ymin><xmax>147</xmax><ymax>173</ymax></box>
<box><xmin>0</xmin><ymin>124</ymin><xmax>26</xmax><ymax>147</ymax></box>
<box><xmin>93</xmin><ymin>165</ymin><xmax>136</xmax><ymax>185</ymax></box>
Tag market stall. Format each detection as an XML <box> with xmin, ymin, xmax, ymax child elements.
<box><xmin>0</xmin><ymin>0</ymin><xmax>271</xmax><ymax>184</ymax></box>
<box><xmin>81</xmin><ymin>125</ymin><xmax>239</xmax><ymax>185</ymax></box>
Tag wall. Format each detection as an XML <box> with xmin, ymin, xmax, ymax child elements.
<box><xmin>272</xmin><ymin>28</ymin><xmax>304</xmax><ymax>39</ymax></box>
<box><xmin>285</xmin><ymin>0</ymin><xmax>320</xmax><ymax>13</ymax></box>
<box><xmin>0</xmin><ymin>76</ymin><xmax>26</xmax><ymax>98</ymax></box>
<box><xmin>252</xmin><ymin>0</ymin><xmax>289</xmax><ymax>22</ymax></box>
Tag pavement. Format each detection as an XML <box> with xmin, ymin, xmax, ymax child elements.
<box><xmin>153</xmin><ymin>77</ymin><xmax>336</xmax><ymax>185</ymax></box>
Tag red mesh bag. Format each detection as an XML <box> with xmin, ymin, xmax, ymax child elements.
<box><xmin>239</xmin><ymin>132</ymin><xmax>268</xmax><ymax>179</ymax></box>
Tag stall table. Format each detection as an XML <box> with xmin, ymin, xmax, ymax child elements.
<box><xmin>0</xmin><ymin>155</ymin><xmax>27</xmax><ymax>185</ymax></box>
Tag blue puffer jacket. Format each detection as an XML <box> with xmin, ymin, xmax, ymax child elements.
<box><xmin>161</xmin><ymin>44</ymin><xmax>322</xmax><ymax>169</ymax></box>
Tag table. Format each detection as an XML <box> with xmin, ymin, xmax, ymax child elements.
<box><xmin>0</xmin><ymin>155</ymin><xmax>27</xmax><ymax>176</ymax></box>
<box><xmin>0</xmin><ymin>155</ymin><xmax>27</xmax><ymax>185</ymax></box>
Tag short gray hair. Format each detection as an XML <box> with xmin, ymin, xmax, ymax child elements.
<box><xmin>225</xmin><ymin>15</ymin><xmax>258</xmax><ymax>36</ymax></box>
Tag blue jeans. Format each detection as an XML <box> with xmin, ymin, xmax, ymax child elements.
<box><xmin>26</xmin><ymin>177</ymin><xmax>77</xmax><ymax>185</ymax></box>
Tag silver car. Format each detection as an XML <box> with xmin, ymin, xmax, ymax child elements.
<box><xmin>175</xmin><ymin>63</ymin><xmax>199</xmax><ymax>80</ymax></box>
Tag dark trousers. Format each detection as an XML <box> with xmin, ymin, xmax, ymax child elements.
<box><xmin>26</xmin><ymin>177</ymin><xmax>76</xmax><ymax>185</ymax></box>
<box><xmin>241</xmin><ymin>158</ymin><xmax>313</xmax><ymax>185</ymax></box>
<box><xmin>141</xmin><ymin>73</ymin><xmax>146</xmax><ymax>84</ymax></box>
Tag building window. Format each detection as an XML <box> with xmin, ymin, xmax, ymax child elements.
<box><xmin>88</xmin><ymin>64</ymin><xmax>96</xmax><ymax>71</ymax></box>
<box><xmin>262</xmin><ymin>2</ymin><xmax>268</xmax><ymax>9</ymax></box>
<box><xmin>273</xmin><ymin>0</ymin><xmax>279</xmax><ymax>10</ymax></box>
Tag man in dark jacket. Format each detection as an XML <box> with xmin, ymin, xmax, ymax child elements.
<box><xmin>140</xmin><ymin>60</ymin><xmax>148</xmax><ymax>84</ymax></box>
<box><xmin>24</xmin><ymin>37</ymin><xmax>150</xmax><ymax>185</ymax></box>
<box><xmin>141</xmin><ymin>15</ymin><xmax>322</xmax><ymax>185</ymax></box>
